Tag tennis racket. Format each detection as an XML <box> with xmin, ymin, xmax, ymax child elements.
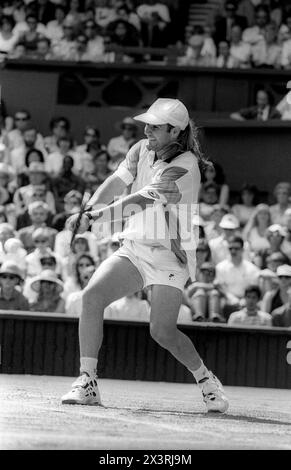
<box><xmin>70</xmin><ymin>191</ymin><xmax>91</xmax><ymax>249</ymax></box>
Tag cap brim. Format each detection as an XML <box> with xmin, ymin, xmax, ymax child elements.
<box><xmin>133</xmin><ymin>112</ymin><xmax>167</xmax><ymax>126</ymax></box>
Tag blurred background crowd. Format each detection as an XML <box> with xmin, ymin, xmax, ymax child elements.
<box><xmin>0</xmin><ymin>101</ymin><xmax>290</xmax><ymax>329</ymax></box>
<box><xmin>1</xmin><ymin>0</ymin><xmax>291</xmax><ymax>70</ymax></box>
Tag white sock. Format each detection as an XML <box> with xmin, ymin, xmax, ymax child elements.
<box><xmin>80</xmin><ymin>357</ymin><xmax>97</xmax><ymax>376</ymax></box>
<box><xmin>190</xmin><ymin>361</ymin><xmax>210</xmax><ymax>384</ymax></box>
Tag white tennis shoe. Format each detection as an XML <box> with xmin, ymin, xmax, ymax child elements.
<box><xmin>61</xmin><ymin>373</ymin><xmax>102</xmax><ymax>406</ymax></box>
<box><xmin>198</xmin><ymin>371</ymin><xmax>229</xmax><ymax>413</ymax></box>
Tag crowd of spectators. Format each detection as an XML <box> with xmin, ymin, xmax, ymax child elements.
<box><xmin>1</xmin><ymin>1</ymin><xmax>291</xmax><ymax>69</ymax></box>
<box><xmin>0</xmin><ymin>102</ymin><xmax>290</xmax><ymax>330</ymax></box>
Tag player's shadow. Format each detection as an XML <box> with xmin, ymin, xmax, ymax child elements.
<box><xmin>106</xmin><ymin>406</ymin><xmax>291</xmax><ymax>427</ymax></box>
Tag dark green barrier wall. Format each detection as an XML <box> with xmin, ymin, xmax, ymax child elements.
<box><xmin>0</xmin><ymin>312</ymin><xmax>290</xmax><ymax>388</ymax></box>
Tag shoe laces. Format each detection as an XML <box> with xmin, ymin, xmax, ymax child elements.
<box><xmin>72</xmin><ymin>373</ymin><xmax>93</xmax><ymax>388</ymax></box>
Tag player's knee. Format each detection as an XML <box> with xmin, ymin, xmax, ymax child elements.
<box><xmin>150</xmin><ymin>323</ymin><xmax>176</xmax><ymax>348</ymax></box>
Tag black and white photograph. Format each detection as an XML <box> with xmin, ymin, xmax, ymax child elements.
<box><xmin>0</xmin><ymin>0</ymin><xmax>291</xmax><ymax>457</ymax></box>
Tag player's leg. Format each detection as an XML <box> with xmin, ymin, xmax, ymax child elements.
<box><xmin>149</xmin><ymin>284</ymin><xmax>229</xmax><ymax>413</ymax></box>
<box><xmin>61</xmin><ymin>255</ymin><xmax>144</xmax><ymax>405</ymax></box>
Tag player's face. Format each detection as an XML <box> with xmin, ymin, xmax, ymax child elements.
<box><xmin>144</xmin><ymin>124</ymin><xmax>174</xmax><ymax>152</ymax></box>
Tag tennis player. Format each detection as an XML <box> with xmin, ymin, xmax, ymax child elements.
<box><xmin>61</xmin><ymin>98</ymin><xmax>229</xmax><ymax>413</ymax></box>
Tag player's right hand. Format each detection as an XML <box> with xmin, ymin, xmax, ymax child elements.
<box><xmin>66</xmin><ymin>213</ymin><xmax>90</xmax><ymax>234</ymax></box>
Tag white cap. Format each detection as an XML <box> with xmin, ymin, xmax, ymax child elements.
<box><xmin>133</xmin><ymin>98</ymin><xmax>189</xmax><ymax>130</ymax></box>
<box><xmin>277</xmin><ymin>264</ymin><xmax>291</xmax><ymax>277</ymax></box>
<box><xmin>219</xmin><ymin>214</ymin><xmax>239</xmax><ymax>230</ymax></box>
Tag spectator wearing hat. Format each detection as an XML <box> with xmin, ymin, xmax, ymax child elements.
<box><xmin>215</xmin><ymin>235</ymin><xmax>260</xmax><ymax>316</ymax></box>
<box><xmin>261</xmin><ymin>264</ymin><xmax>291</xmax><ymax>313</ymax></box>
<box><xmin>51</xmin><ymin>189</ymin><xmax>82</xmax><ymax>232</ymax></box>
<box><xmin>258</xmin><ymin>267</ymin><xmax>279</xmax><ymax>297</ymax></box>
<box><xmin>51</xmin><ymin>155</ymin><xmax>85</xmax><ymax>212</ymax></box>
<box><xmin>271</xmin><ymin>286</ymin><xmax>291</xmax><ymax>327</ymax></box>
<box><xmin>18</xmin><ymin>201</ymin><xmax>58</xmax><ymax>253</ymax></box>
<box><xmin>107</xmin><ymin>117</ymin><xmax>138</xmax><ymax>171</ymax></box>
<box><xmin>2</xmin><ymin>237</ymin><xmax>27</xmax><ymax>272</ymax></box>
<box><xmin>270</xmin><ymin>182</ymin><xmax>291</xmax><ymax>225</ymax></box>
<box><xmin>231</xmin><ymin>184</ymin><xmax>258</xmax><ymax>228</ymax></box>
<box><xmin>254</xmin><ymin>224</ymin><xmax>289</xmax><ymax>268</ymax></box>
<box><xmin>0</xmin><ymin>261</ymin><xmax>29</xmax><ymax>311</ymax></box>
<box><xmin>204</xmin><ymin>205</ymin><xmax>229</xmax><ymax>242</ymax></box>
<box><xmin>208</xmin><ymin>213</ymin><xmax>241</xmax><ymax>265</ymax></box>
<box><xmin>13</xmin><ymin>162</ymin><xmax>56</xmax><ymax>215</ymax></box>
<box><xmin>186</xmin><ymin>262</ymin><xmax>225</xmax><ymax>322</ymax></box>
<box><xmin>29</xmin><ymin>269</ymin><xmax>65</xmax><ymax>313</ymax></box>
<box><xmin>228</xmin><ymin>285</ymin><xmax>272</xmax><ymax>326</ymax></box>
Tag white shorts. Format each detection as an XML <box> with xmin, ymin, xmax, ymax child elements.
<box><xmin>113</xmin><ymin>239</ymin><xmax>189</xmax><ymax>292</ymax></box>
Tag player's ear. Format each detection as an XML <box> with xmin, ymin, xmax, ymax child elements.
<box><xmin>170</xmin><ymin>126</ymin><xmax>181</xmax><ymax>139</ymax></box>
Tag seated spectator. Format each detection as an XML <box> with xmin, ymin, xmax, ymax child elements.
<box><xmin>16</xmin><ymin>184</ymin><xmax>54</xmax><ymax>230</ymax></box>
<box><xmin>44</xmin><ymin>116</ymin><xmax>71</xmax><ymax>154</ymax></box>
<box><xmin>46</xmin><ymin>5</ymin><xmax>66</xmax><ymax>42</ymax></box>
<box><xmin>14</xmin><ymin>162</ymin><xmax>55</xmax><ymax>216</ymax></box>
<box><xmin>229</xmin><ymin>24</ymin><xmax>251</xmax><ymax>68</ymax></box>
<box><xmin>278</xmin><ymin>11</ymin><xmax>291</xmax><ymax>43</ymax></box>
<box><xmin>251</xmin><ymin>22</ymin><xmax>281</xmax><ymax>68</ymax></box>
<box><xmin>2</xmin><ymin>237</ymin><xmax>27</xmax><ymax>272</ymax></box>
<box><xmin>66</xmin><ymin>264</ymin><xmax>95</xmax><ymax>316</ymax></box>
<box><xmin>209</xmin><ymin>213</ymin><xmax>240</xmax><ymax>265</ymax></box>
<box><xmin>114</xmin><ymin>3</ymin><xmax>141</xmax><ymax>31</ymax></box>
<box><xmin>64</xmin><ymin>233</ymin><xmax>93</xmax><ymax>278</ymax></box>
<box><xmin>216</xmin><ymin>40</ymin><xmax>236</xmax><ymax>68</ymax></box>
<box><xmin>54</xmin><ymin>216</ymin><xmax>99</xmax><ymax>261</ymax></box>
<box><xmin>228</xmin><ymin>285</ymin><xmax>272</xmax><ymax>326</ymax></box>
<box><xmin>0</xmin><ymin>162</ymin><xmax>15</xmax><ymax>205</ymax></box>
<box><xmin>45</xmin><ymin>135</ymin><xmax>77</xmax><ymax>176</ymax></box>
<box><xmin>10</xmin><ymin>127</ymin><xmax>47</xmax><ymax>175</ymax></box>
<box><xmin>109</xmin><ymin>18</ymin><xmax>140</xmax><ymax>49</ymax></box>
<box><xmin>266</xmin><ymin>251</ymin><xmax>289</xmax><ymax>273</ymax></box>
<box><xmin>83</xmin><ymin>147</ymin><xmax>113</xmax><ymax>192</ymax></box>
<box><xmin>30</xmin><ymin>269</ymin><xmax>65</xmax><ymax>313</ymax></box>
<box><xmin>95</xmin><ymin>0</ymin><xmax>117</xmax><ymax>29</ymax></box>
<box><xmin>178</xmin><ymin>33</ymin><xmax>216</xmax><ymax>67</ymax></box>
<box><xmin>0</xmin><ymin>16</ymin><xmax>19</xmax><ymax>57</ymax></box>
<box><xmin>35</xmin><ymin>0</ymin><xmax>56</xmax><ymax>25</ymax></box>
<box><xmin>35</xmin><ymin>36</ymin><xmax>53</xmax><ymax>60</ymax></box>
<box><xmin>71</xmin><ymin>33</ymin><xmax>91</xmax><ymax>61</ymax></box>
<box><xmin>17</xmin><ymin>13</ymin><xmax>47</xmax><ymax>53</ymax></box>
<box><xmin>215</xmin><ymin>235</ymin><xmax>260</xmax><ymax>316</ymax></box>
<box><xmin>51</xmin><ymin>16</ymin><xmax>78</xmax><ymax>60</ymax></box>
<box><xmin>243</xmin><ymin>203</ymin><xmax>271</xmax><ymax>254</ymax></box>
<box><xmin>51</xmin><ymin>156</ymin><xmax>85</xmax><ymax>211</ymax></box>
<box><xmin>199</xmin><ymin>182</ymin><xmax>220</xmax><ymax>222</ymax></box>
<box><xmin>271</xmin><ymin>286</ymin><xmax>291</xmax><ymax>327</ymax></box>
<box><xmin>213</xmin><ymin>0</ymin><xmax>248</xmax><ymax>45</ymax></box>
<box><xmin>25</xmin><ymin>227</ymin><xmax>62</xmax><ymax>278</ymax></box>
<box><xmin>270</xmin><ymin>182</ymin><xmax>291</xmax><ymax>224</ymax></box>
<box><xmin>187</xmin><ymin>262</ymin><xmax>225</xmax><ymax>322</ymax></box>
<box><xmin>51</xmin><ymin>189</ymin><xmax>82</xmax><ymax>231</ymax></box>
<box><xmin>258</xmin><ymin>267</ymin><xmax>279</xmax><ymax>297</ymax></box>
<box><xmin>230</xmin><ymin>89</ymin><xmax>281</xmax><ymax>121</ymax></box>
<box><xmin>65</xmin><ymin>0</ymin><xmax>86</xmax><ymax>28</ymax></box>
<box><xmin>7</xmin><ymin>109</ymin><xmax>44</xmax><ymax>152</ymax></box>
<box><xmin>137</xmin><ymin>0</ymin><xmax>170</xmax><ymax>25</ymax></box>
<box><xmin>13</xmin><ymin>11</ymin><xmax>47</xmax><ymax>38</ymax></box>
<box><xmin>0</xmin><ymin>222</ymin><xmax>16</xmax><ymax>261</ymax></box>
<box><xmin>18</xmin><ymin>201</ymin><xmax>57</xmax><ymax>253</ymax></box>
<box><xmin>195</xmin><ymin>240</ymin><xmax>212</xmax><ymax>277</ymax></box>
<box><xmin>242</xmin><ymin>5</ymin><xmax>270</xmax><ymax>46</ymax></box>
<box><xmin>104</xmin><ymin>291</ymin><xmax>150</xmax><ymax>321</ymax></box>
<box><xmin>281</xmin><ymin>208</ymin><xmax>291</xmax><ymax>260</ymax></box>
<box><xmin>232</xmin><ymin>184</ymin><xmax>258</xmax><ymax>228</ymax></box>
<box><xmin>140</xmin><ymin>11</ymin><xmax>171</xmax><ymax>52</ymax></box>
<box><xmin>0</xmin><ymin>261</ymin><xmax>29</xmax><ymax>311</ymax></box>
<box><xmin>83</xmin><ymin>20</ymin><xmax>105</xmax><ymax>62</ymax></box>
<box><xmin>200</xmin><ymin>161</ymin><xmax>229</xmax><ymax>207</ymax></box>
<box><xmin>204</xmin><ymin>204</ymin><xmax>229</xmax><ymax>241</ymax></box>
<box><xmin>107</xmin><ymin>117</ymin><xmax>138</xmax><ymax>171</ymax></box>
<box><xmin>63</xmin><ymin>252</ymin><xmax>95</xmax><ymax>299</ymax></box>
<box><xmin>17</xmin><ymin>148</ymin><xmax>45</xmax><ymax>188</ymax></box>
<box><xmin>262</xmin><ymin>264</ymin><xmax>291</xmax><ymax>313</ymax></box>
<box><xmin>76</xmin><ymin>125</ymin><xmax>104</xmax><ymax>157</ymax></box>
